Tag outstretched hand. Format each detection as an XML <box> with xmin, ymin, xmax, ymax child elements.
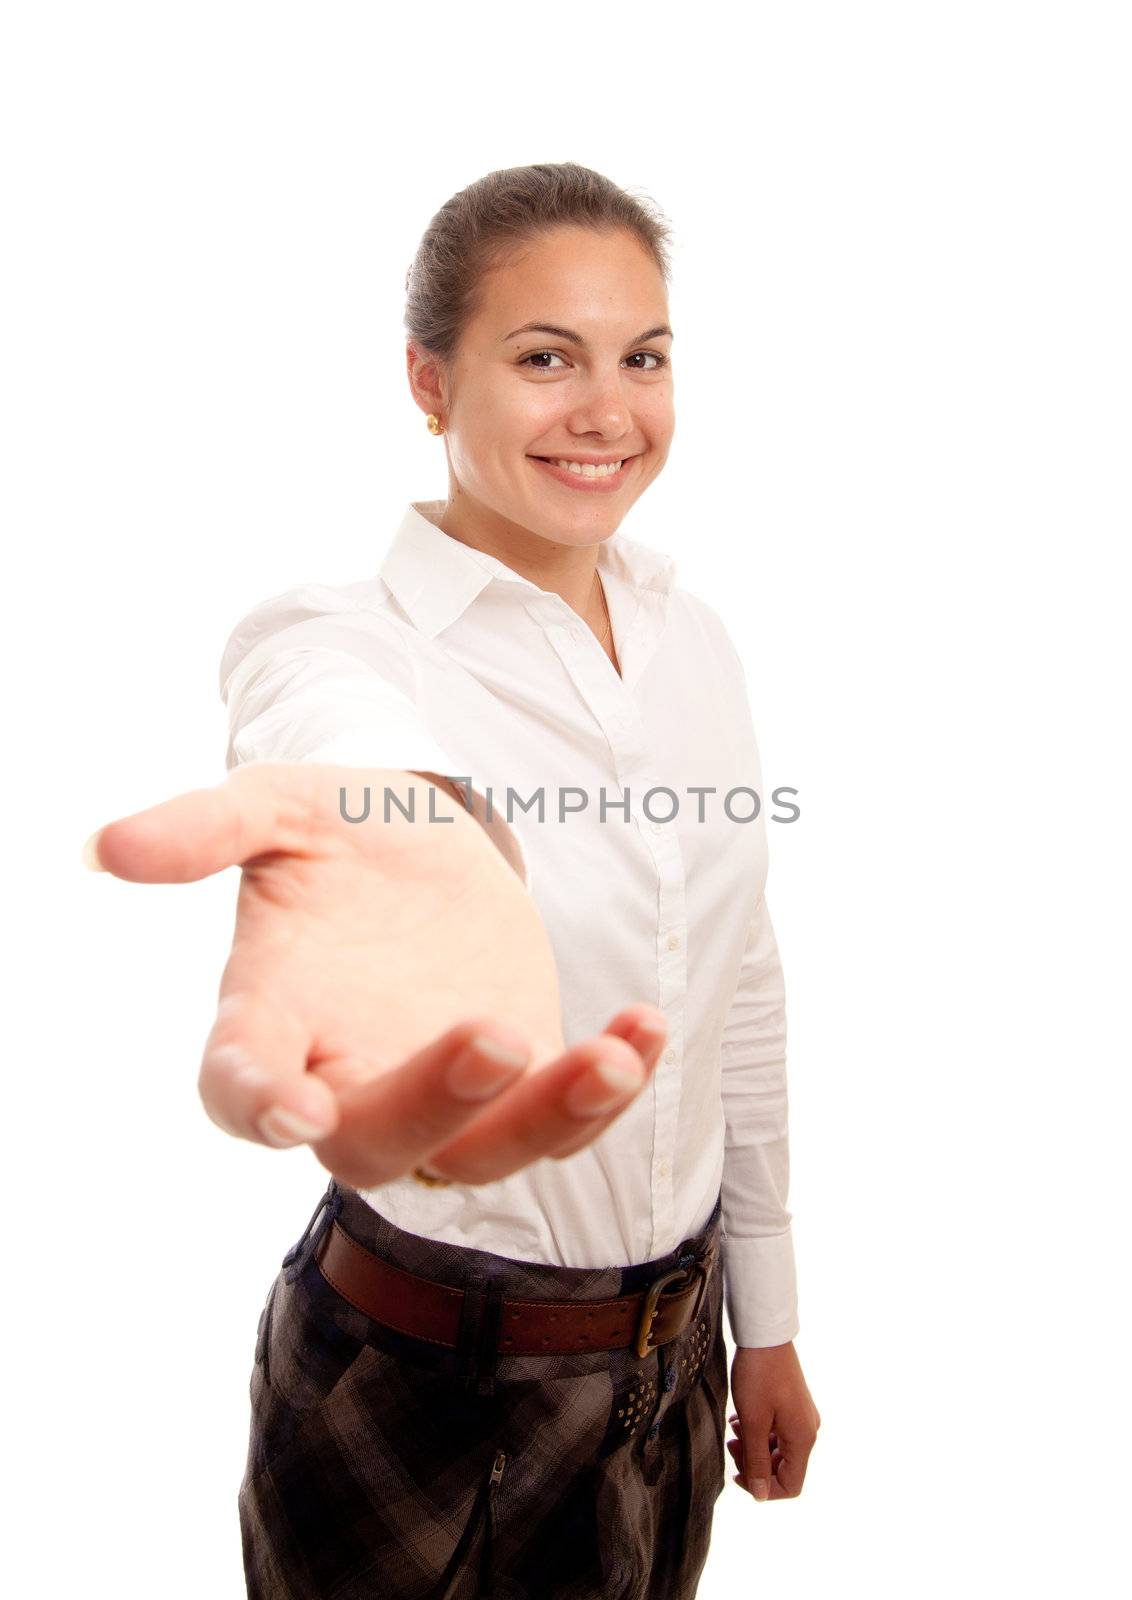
<box><xmin>83</xmin><ymin>762</ymin><xmax>668</xmax><ymax>1187</ymax></box>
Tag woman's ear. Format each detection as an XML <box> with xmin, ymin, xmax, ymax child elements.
<box><xmin>405</xmin><ymin>340</ymin><xmax>446</xmax><ymax>420</ymax></box>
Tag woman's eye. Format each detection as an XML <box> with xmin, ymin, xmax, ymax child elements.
<box><xmin>519</xmin><ymin>350</ymin><xmax>670</xmax><ymax>372</ymax></box>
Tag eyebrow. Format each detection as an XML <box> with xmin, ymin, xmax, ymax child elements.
<box><xmin>502</xmin><ymin>321</ymin><xmax>674</xmax><ymax>349</ymax></box>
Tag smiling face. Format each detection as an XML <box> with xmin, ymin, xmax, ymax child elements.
<box><xmin>409</xmin><ymin>224</ymin><xmax>675</xmax><ymax>550</ymax></box>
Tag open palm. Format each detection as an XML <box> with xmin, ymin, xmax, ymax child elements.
<box><xmin>87</xmin><ymin>762</ymin><xmax>667</xmax><ymax>1187</ymax></box>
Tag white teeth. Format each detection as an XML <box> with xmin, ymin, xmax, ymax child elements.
<box><xmin>550</xmin><ymin>458</ymin><xmax>623</xmax><ymax>478</ymax></box>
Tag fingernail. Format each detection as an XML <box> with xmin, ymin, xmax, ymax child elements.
<box><xmin>565</xmin><ymin>1057</ymin><xmax>643</xmax><ymax>1118</ymax></box>
<box><xmin>447</xmin><ymin>1034</ymin><xmax>529</xmax><ymax>1102</ymax></box>
<box><xmin>81</xmin><ymin>829</ymin><xmax>105</xmax><ymax>871</ymax></box>
<box><xmin>752</xmin><ymin>1478</ymin><xmax>769</xmax><ymax>1501</ymax></box>
<box><xmin>257</xmin><ymin>1107</ymin><xmax>329</xmax><ymax>1147</ymax></box>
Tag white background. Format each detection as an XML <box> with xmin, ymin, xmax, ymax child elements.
<box><xmin>5</xmin><ymin>2</ymin><xmax>1129</xmax><ymax>1595</ymax></box>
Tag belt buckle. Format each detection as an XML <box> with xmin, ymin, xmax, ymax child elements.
<box><xmin>635</xmin><ymin>1264</ymin><xmax>696</xmax><ymax>1359</ymax></box>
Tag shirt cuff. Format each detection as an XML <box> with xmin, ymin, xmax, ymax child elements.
<box><xmin>720</xmin><ymin>1229</ymin><xmax>801</xmax><ymax>1347</ymax></box>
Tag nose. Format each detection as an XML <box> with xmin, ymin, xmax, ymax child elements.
<box><xmin>564</xmin><ymin>367</ymin><xmax>635</xmax><ymax>440</ymax></box>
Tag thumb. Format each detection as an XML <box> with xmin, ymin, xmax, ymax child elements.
<box><xmin>80</xmin><ymin>764</ymin><xmax>304</xmax><ymax>884</ymax></box>
<box><xmin>741</xmin><ymin>1415</ymin><xmax>774</xmax><ymax>1501</ymax></box>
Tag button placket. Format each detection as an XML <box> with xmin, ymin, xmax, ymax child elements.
<box><xmin>643</xmin><ymin>814</ymin><xmax>686</xmax><ymax>1256</ymax></box>
<box><xmin>535</xmin><ymin>608</ymin><xmax>695</xmax><ymax>1272</ymax></box>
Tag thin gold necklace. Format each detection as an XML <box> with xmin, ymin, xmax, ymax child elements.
<box><xmin>593</xmin><ymin>572</ymin><xmax>612</xmax><ymax>647</ymax></box>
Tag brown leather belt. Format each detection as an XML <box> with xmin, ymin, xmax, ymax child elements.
<box><xmin>314</xmin><ymin>1218</ymin><xmax>717</xmax><ymax>1359</ymax></box>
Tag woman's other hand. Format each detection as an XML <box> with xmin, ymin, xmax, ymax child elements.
<box><xmin>727</xmin><ymin>1343</ymin><xmax>822</xmax><ymax>1501</ymax></box>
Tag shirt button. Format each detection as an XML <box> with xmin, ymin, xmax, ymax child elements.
<box><xmin>664</xmin><ymin>1369</ymin><xmax>677</xmax><ymax>1392</ymax></box>
<box><xmin>664</xmin><ymin>1048</ymin><xmax>676</xmax><ymax>1064</ymax></box>
<box><xmin>650</xmin><ymin>821</ymin><xmax>664</xmax><ymax>834</ymax></box>
<box><xmin>658</xmin><ymin>1159</ymin><xmax>670</xmax><ymax>1177</ymax></box>
<box><xmin>667</xmin><ymin>934</ymin><xmax>680</xmax><ymax>951</ymax></box>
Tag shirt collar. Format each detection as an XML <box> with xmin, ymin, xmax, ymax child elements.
<box><xmin>379</xmin><ymin>500</ymin><xmax>676</xmax><ymax>640</ymax></box>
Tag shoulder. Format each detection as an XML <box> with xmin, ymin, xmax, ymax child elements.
<box><xmin>658</xmin><ymin>582</ymin><xmax>763</xmax><ymax>739</ymax></box>
<box><xmin>217</xmin><ymin>574</ymin><xmax>416</xmax><ymax>700</ymax></box>
<box><xmin>667</xmin><ymin>583</ymin><xmax>747</xmax><ymax>673</ymax></box>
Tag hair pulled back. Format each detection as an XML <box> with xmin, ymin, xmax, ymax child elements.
<box><xmin>404</xmin><ymin>162</ymin><xmax>674</xmax><ymax>371</ymax></box>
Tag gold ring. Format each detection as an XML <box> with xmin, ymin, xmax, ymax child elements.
<box><xmin>411</xmin><ymin>1165</ymin><xmax>453</xmax><ymax>1188</ymax></box>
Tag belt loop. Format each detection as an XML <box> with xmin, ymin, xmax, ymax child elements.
<box><xmin>690</xmin><ymin>1235</ymin><xmax>719</xmax><ymax>1321</ymax></box>
<box><xmin>282</xmin><ymin>1179</ymin><xmax>344</xmax><ymax>1283</ymax></box>
<box><xmin>455</xmin><ymin>1273</ymin><xmax>487</xmax><ymax>1382</ymax></box>
<box><xmin>474</xmin><ymin>1281</ymin><xmax>506</xmax><ymax>1391</ymax></box>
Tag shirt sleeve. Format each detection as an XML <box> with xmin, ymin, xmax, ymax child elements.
<box><xmin>719</xmin><ymin>886</ymin><xmax>800</xmax><ymax>1348</ymax></box>
<box><xmin>222</xmin><ymin>642</ymin><xmax>531</xmax><ymax>888</ymax></box>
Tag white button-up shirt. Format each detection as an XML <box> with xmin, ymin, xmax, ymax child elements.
<box><xmin>219</xmin><ymin>500</ymin><xmax>799</xmax><ymax>1346</ymax></box>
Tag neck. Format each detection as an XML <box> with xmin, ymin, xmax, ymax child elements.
<box><xmin>438</xmin><ymin>481</ymin><xmax>610</xmax><ymax>625</ymax></box>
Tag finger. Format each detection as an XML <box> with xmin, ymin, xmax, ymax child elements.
<box><xmin>544</xmin><ymin>1006</ymin><xmax>667</xmax><ymax>1161</ymax></box>
<box><xmin>199</xmin><ymin>981</ymin><xmax>339</xmax><ymax>1147</ymax></box>
<box><xmin>311</xmin><ymin>1017</ymin><xmax>532</xmax><ymax>1188</ymax></box>
<box><xmin>81</xmin><ymin>764</ymin><xmax>312</xmax><ymax>884</ymax></box>
<box><xmin>738</xmin><ymin>1412</ymin><xmax>775</xmax><ymax>1502</ymax></box>
<box><xmin>407</xmin><ymin>1032</ymin><xmax>653</xmax><ymax>1185</ymax></box>
<box><xmin>773</xmin><ymin>1434</ymin><xmax>816</xmax><ymax>1497</ymax></box>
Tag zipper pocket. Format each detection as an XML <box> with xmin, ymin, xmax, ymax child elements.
<box><xmin>480</xmin><ymin>1452</ymin><xmax>507</xmax><ymax>1596</ymax></box>
<box><xmin>427</xmin><ymin>1448</ymin><xmax>508</xmax><ymax>1600</ymax></box>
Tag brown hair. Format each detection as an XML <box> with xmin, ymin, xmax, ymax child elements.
<box><xmin>404</xmin><ymin>161</ymin><xmax>674</xmax><ymax>371</ymax></box>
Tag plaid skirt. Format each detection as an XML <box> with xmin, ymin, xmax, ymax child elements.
<box><xmin>238</xmin><ymin>1178</ymin><xmax>728</xmax><ymax>1600</ymax></box>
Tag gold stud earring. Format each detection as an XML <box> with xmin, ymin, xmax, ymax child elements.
<box><xmin>426</xmin><ymin>413</ymin><xmax>444</xmax><ymax>436</ymax></box>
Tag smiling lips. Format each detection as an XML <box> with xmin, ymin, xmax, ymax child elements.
<box><xmin>529</xmin><ymin>455</ymin><xmax>635</xmax><ymax>491</ymax></box>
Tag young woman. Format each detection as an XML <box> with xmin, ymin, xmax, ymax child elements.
<box><xmin>85</xmin><ymin>162</ymin><xmax>820</xmax><ymax>1599</ymax></box>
